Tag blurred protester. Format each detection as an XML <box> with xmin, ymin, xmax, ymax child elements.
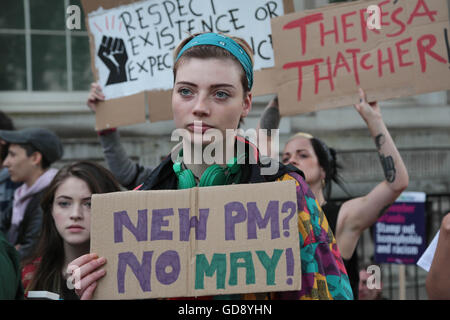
<box><xmin>22</xmin><ymin>161</ymin><xmax>120</xmax><ymax>300</ymax></box>
<box><xmin>87</xmin><ymin>82</ymin><xmax>153</xmax><ymax>190</ymax></box>
<box><xmin>358</xmin><ymin>262</ymin><xmax>387</xmax><ymax>300</ymax></box>
<box><xmin>0</xmin><ymin>230</ymin><xmax>24</xmax><ymax>299</ymax></box>
<box><xmin>0</xmin><ymin>128</ymin><xmax>63</xmax><ymax>262</ymax></box>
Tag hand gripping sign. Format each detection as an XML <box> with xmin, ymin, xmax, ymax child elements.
<box><xmin>81</xmin><ymin>0</ymin><xmax>294</xmax><ymax>129</ymax></box>
<box><xmin>89</xmin><ymin>181</ymin><xmax>301</xmax><ymax>299</ymax></box>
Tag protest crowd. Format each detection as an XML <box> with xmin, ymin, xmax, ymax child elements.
<box><xmin>0</xmin><ymin>0</ymin><xmax>449</xmax><ymax>303</ymax></box>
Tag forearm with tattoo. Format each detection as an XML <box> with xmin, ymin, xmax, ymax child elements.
<box><xmin>375</xmin><ymin>134</ymin><xmax>396</xmax><ymax>183</ymax></box>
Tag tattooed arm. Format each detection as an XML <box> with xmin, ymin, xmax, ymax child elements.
<box><xmin>335</xmin><ymin>89</ymin><xmax>409</xmax><ymax>259</ymax></box>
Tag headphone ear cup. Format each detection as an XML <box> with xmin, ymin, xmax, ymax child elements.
<box><xmin>177</xmin><ymin>169</ymin><xmax>197</xmax><ymax>189</ymax></box>
<box><xmin>199</xmin><ymin>165</ymin><xmax>226</xmax><ymax>187</ymax></box>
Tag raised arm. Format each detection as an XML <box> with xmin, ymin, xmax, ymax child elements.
<box><xmin>337</xmin><ymin>88</ymin><xmax>409</xmax><ymax>259</ymax></box>
<box><xmin>87</xmin><ymin>83</ymin><xmax>153</xmax><ymax>189</ymax></box>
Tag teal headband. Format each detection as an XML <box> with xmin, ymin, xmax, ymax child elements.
<box><xmin>175</xmin><ymin>33</ymin><xmax>253</xmax><ymax>90</ymax></box>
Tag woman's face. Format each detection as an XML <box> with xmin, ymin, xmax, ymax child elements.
<box><xmin>172</xmin><ymin>57</ymin><xmax>251</xmax><ymax>146</ymax></box>
<box><xmin>52</xmin><ymin>176</ymin><xmax>92</xmax><ymax>246</ymax></box>
<box><xmin>282</xmin><ymin>137</ymin><xmax>325</xmax><ymax>185</ymax></box>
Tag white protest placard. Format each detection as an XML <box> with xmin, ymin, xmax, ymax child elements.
<box><xmin>86</xmin><ymin>0</ymin><xmax>286</xmax><ymax>100</ymax></box>
<box><xmin>90</xmin><ymin>181</ymin><xmax>301</xmax><ymax>299</ymax></box>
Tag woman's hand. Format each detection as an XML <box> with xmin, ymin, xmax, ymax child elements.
<box><xmin>353</xmin><ymin>88</ymin><xmax>382</xmax><ymax>124</ymax></box>
<box><xmin>67</xmin><ymin>253</ymin><xmax>107</xmax><ymax>300</ymax></box>
<box><xmin>87</xmin><ymin>82</ymin><xmax>105</xmax><ymax>112</ymax></box>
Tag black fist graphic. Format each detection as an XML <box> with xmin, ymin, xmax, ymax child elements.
<box><xmin>98</xmin><ymin>36</ymin><xmax>128</xmax><ymax>85</ymax></box>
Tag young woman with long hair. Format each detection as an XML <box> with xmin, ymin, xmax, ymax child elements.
<box><xmin>69</xmin><ymin>32</ymin><xmax>353</xmax><ymax>300</ymax></box>
<box><xmin>22</xmin><ymin>161</ymin><xmax>120</xmax><ymax>299</ymax></box>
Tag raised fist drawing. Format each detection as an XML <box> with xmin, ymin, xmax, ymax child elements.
<box><xmin>97</xmin><ymin>36</ymin><xmax>128</xmax><ymax>85</ymax></box>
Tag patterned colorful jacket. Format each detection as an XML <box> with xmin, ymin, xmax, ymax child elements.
<box><xmin>138</xmin><ymin>141</ymin><xmax>353</xmax><ymax>300</ymax></box>
<box><xmin>269</xmin><ymin>172</ymin><xmax>353</xmax><ymax>300</ymax></box>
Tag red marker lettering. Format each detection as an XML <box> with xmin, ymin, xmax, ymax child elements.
<box><xmin>341</xmin><ymin>11</ymin><xmax>357</xmax><ymax>43</ymax></box>
<box><xmin>378</xmin><ymin>0</ymin><xmax>391</xmax><ymax>27</ymax></box>
<box><xmin>283</xmin><ymin>58</ymin><xmax>323</xmax><ymax>101</ymax></box>
<box><xmin>283</xmin><ymin>13</ymin><xmax>324</xmax><ymax>55</ymax></box>
<box><xmin>407</xmin><ymin>0</ymin><xmax>438</xmax><ymax>25</ymax></box>
<box><xmin>360</xmin><ymin>53</ymin><xmax>374</xmax><ymax>70</ymax></box>
<box><xmin>417</xmin><ymin>34</ymin><xmax>447</xmax><ymax>73</ymax></box>
<box><xmin>314</xmin><ymin>57</ymin><xmax>334</xmax><ymax>94</ymax></box>
<box><xmin>377</xmin><ymin>47</ymin><xmax>395</xmax><ymax>77</ymax></box>
<box><xmin>395</xmin><ymin>37</ymin><xmax>414</xmax><ymax>68</ymax></box>
<box><xmin>387</xmin><ymin>7</ymin><xmax>406</xmax><ymax>38</ymax></box>
<box><xmin>346</xmin><ymin>48</ymin><xmax>361</xmax><ymax>86</ymax></box>
<box><xmin>333</xmin><ymin>51</ymin><xmax>352</xmax><ymax>77</ymax></box>
<box><xmin>320</xmin><ymin>16</ymin><xmax>339</xmax><ymax>47</ymax></box>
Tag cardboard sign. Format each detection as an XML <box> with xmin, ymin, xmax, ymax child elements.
<box><xmin>374</xmin><ymin>192</ymin><xmax>427</xmax><ymax>265</ymax></box>
<box><xmin>81</xmin><ymin>0</ymin><xmax>294</xmax><ymax>128</ymax></box>
<box><xmin>90</xmin><ymin>181</ymin><xmax>301</xmax><ymax>299</ymax></box>
<box><xmin>271</xmin><ymin>0</ymin><xmax>450</xmax><ymax>116</ymax></box>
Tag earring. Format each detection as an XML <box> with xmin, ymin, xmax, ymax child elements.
<box><xmin>321</xmin><ymin>179</ymin><xmax>326</xmax><ymax>189</ymax></box>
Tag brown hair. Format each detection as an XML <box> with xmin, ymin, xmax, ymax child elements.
<box><xmin>24</xmin><ymin>161</ymin><xmax>120</xmax><ymax>296</ymax></box>
<box><xmin>172</xmin><ymin>32</ymin><xmax>254</xmax><ymax>95</ymax></box>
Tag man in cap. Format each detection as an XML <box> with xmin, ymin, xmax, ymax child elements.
<box><xmin>0</xmin><ymin>128</ymin><xmax>63</xmax><ymax>262</ymax></box>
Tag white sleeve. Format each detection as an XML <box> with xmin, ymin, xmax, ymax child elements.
<box><xmin>417</xmin><ymin>231</ymin><xmax>440</xmax><ymax>272</ymax></box>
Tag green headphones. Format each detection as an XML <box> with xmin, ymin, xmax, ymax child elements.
<box><xmin>172</xmin><ymin>149</ymin><xmax>243</xmax><ymax>189</ymax></box>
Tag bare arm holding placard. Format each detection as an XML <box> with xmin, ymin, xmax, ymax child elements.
<box><xmin>259</xmin><ymin>88</ymin><xmax>409</xmax><ymax>261</ymax></box>
<box><xmin>87</xmin><ymin>83</ymin><xmax>153</xmax><ymax>189</ymax></box>
<box><xmin>337</xmin><ymin>88</ymin><xmax>409</xmax><ymax>259</ymax></box>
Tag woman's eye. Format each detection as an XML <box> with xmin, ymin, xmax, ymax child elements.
<box><xmin>215</xmin><ymin>91</ymin><xmax>229</xmax><ymax>99</ymax></box>
<box><xmin>84</xmin><ymin>201</ymin><xmax>92</xmax><ymax>209</ymax></box>
<box><xmin>57</xmin><ymin>201</ymin><xmax>70</xmax><ymax>208</ymax></box>
<box><xmin>179</xmin><ymin>88</ymin><xmax>192</xmax><ymax>96</ymax></box>
<box><xmin>298</xmin><ymin>152</ymin><xmax>309</xmax><ymax>159</ymax></box>
<box><xmin>300</xmin><ymin>154</ymin><xmax>309</xmax><ymax>159</ymax></box>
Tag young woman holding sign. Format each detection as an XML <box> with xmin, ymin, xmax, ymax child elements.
<box><xmin>22</xmin><ymin>161</ymin><xmax>120</xmax><ymax>299</ymax></box>
<box><xmin>69</xmin><ymin>32</ymin><xmax>353</xmax><ymax>300</ymax></box>
<box><xmin>258</xmin><ymin>88</ymin><xmax>409</xmax><ymax>298</ymax></box>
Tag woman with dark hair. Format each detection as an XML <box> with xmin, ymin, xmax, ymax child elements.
<box><xmin>69</xmin><ymin>32</ymin><xmax>353</xmax><ymax>300</ymax></box>
<box><xmin>259</xmin><ymin>88</ymin><xmax>409</xmax><ymax>298</ymax></box>
<box><xmin>21</xmin><ymin>161</ymin><xmax>120</xmax><ymax>299</ymax></box>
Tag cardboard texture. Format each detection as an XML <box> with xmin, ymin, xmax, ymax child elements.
<box><xmin>271</xmin><ymin>0</ymin><xmax>450</xmax><ymax>117</ymax></box>
<box><xmin>94</xmin><ymin>91</ymin><xmax>147</xmax><ymax>130</ymax></box>
<box><xmin>81</xmin><ymin>0</ymin><xmax>294</xmax><ymax>129</ymax></box>
<box><xmin>90</xmin><ymin>181</ymin><xmax>301</xmax><ymax>299</ymax></box>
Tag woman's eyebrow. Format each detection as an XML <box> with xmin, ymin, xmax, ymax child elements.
<box><xmin>210</xmin><ymin>84</ymin><xmax>236</xmax><ymax>89</ymax></box>
<box><xmin>55</xmin><ymin>195</ymin><xmax>72</xmax><ymax>200</ymax></box>
<box><xmin>174</xmin><ymin>81</ymin><xmax>197</xmax><ymax>87</ymax></box>
<box><xmin>175</xmin><ymin>81</ymin><xmax>236</xmax><ymax>89</ymax></box>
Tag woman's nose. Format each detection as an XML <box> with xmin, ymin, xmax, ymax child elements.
<box><xmin>192</xmin><ymin>96</ymin><xmax>210</xmax><ymax>117</ymax></box>
<box><xmin>70</xmin><ymin>204</ymin><xmax>83</xmax><ymax>220</ymax></box>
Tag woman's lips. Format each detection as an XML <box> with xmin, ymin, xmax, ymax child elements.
<box><xmin>187</xmin><ymin>123</ymin><xmax>213</xmax><ymax>133</ymax></box>
<box><xmin>67</xmin><ymin>225</ymin><xmax>85</xmax><ymax>233</ymax></box>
